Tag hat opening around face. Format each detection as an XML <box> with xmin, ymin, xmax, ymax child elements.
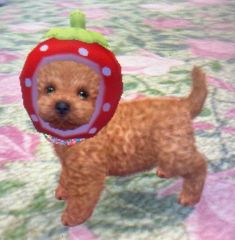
<box><xmin>32</xmin><ymin>54</ymin><xmax>105</xmax><ymax>139</ymax></box>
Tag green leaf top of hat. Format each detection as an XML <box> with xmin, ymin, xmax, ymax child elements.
<box><xmin>45</xmin><ymin>10</ymin><xmax>109</xmax><ymax>48</ymax></box>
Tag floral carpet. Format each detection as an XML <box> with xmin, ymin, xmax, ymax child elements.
<box><xmin>1</xmin><ymin>0</ymin><xmax>235</xmax><ymax>239</ymax></box>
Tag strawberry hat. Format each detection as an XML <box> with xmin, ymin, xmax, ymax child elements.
<box><xmin>20</xmin><ymin>10</ymin><xmax>123</xmax><ymax>144</ymax></box>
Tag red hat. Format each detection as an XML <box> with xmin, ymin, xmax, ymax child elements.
<box><xmin>20</xmin><ymin>10</ymin><xmax>123</xmax><ymax>142</ymax></box>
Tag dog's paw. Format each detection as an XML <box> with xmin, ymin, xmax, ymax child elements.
<box><xmin>61</xmin><ymin>210</ymin><xmax>87</xmax><ymax>227</ymax></box>
<box><xmin>61</xmin><ymin>199</ymin><xmax>93</xmax><ymax>226</ymax></box>
<box><xmin>61</xmin><ymin>212</ymin><xmax>78</xmax><ymax>227</ymax></box>
<box><xmin>177</xmin><ymin>193</ymin><xmax>200</xmax><ymax>207</ymax></box>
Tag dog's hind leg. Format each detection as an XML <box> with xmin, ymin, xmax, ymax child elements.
<box><xmin>178</xmin><ymin>151</ymin><xmax>207</xmax><ymax>206</ymax></box>
<box><xmin>156</xmin><ymin>131</ymin><xmax>207</xmax><ymax>206</ymax></box>
<box><xmin>157</xmin><ymin>150</ymin><xmax>207</xmax><ymax>206</ymax></box>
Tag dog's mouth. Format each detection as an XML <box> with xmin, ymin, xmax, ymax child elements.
<box><xmin>49</xmin><ymin>120</ymin><xmax>79</xmax><ymax>130</ymax></box>
<box><xmin>42</xmin><ymin>115</ymin><xmax>80</xmax><ymax>130</ymax></box>
<box><xmin>49</xmin><ymin>117</ymin><xmax>81</xmax><ymax>130</ymax></box>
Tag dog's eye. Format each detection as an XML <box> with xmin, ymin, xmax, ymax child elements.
<box><xmin>78</xmin><ymin>89</ymin><xmax>89</xmax><ymax>99</ymax></box>
<box><xmin>46</xmin><ymin>86</ymin><xmax>55</xmax><ymax>94</ymax></box>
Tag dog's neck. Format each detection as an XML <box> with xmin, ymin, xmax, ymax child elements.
<box><xmin>44</xmin><ymin>134</ymin><xmax>85</xmax><ymax>145</ymax></box>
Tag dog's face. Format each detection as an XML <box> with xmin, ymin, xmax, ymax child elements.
<box><xmin>37</xmin><ymin>61</ymin><xmax>100</xmax><ymax>130</ymax></box>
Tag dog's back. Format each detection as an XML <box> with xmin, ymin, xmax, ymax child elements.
<box><xmin>94</xmin><ymin>66</ymin><xmax>208</xmax><ymax>176</ymax></box>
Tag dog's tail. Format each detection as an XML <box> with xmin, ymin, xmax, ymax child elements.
<box><xmin>185</xmin><ymin>66</ymin><xmax>208</xmax><ymax>119</ymax></box>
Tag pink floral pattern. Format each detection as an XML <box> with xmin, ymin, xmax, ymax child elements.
<box><xmin>225</xmin><ymin>108</ymin><xmax>235</xmax><ymax>118</ymax></box>
<box><xmin>144</xmin><ymin>18</ymin><xmax>192</xmax><ymax>30</ymax></box>
<box><xmin>208</xmin><ymin>22</ymin><xmax>235</xmax><ymax>31</ymax></box>
<box><xmin>208</xmin><ymin>76</ymin><xmax>235</xmax><ymax>92</ymax></box>
<box><xmin>0</xmin><ymin>74</ymin><xmax>22</xmax><ymax>104</ymax></box>
<box><xmin>8</xmin><ymin>22</ymin><xmax>49</xmax><ymax>33</ymax></box>
<box><xmin>69</xmin><ymin>225</ymin><xmax>99</xmax><ymax>240</ymax></box>
<box><xmin>187</xmin><ymin>39</ymin><xmax>235</xmax><ymax>60</ymax></box>
<box><xmin>193</xmin><ymin>122</ymin><xmax>215</xmax><ymax>130</ymax></box>
<box><xmin>221</xmin><ymin>127</ymin><xmax>235</xmax><ymax>135</ymax></box>
<box><xmin>56</xmin><ymin>2</ymin><xmax>81</xmax><ymax>8</ymax></box>
<box><xmin>140</xmin><ymin>3</ymin><xmax>186</xmax><ymax>12</ymax></box>
<box><xmin>158</xmin><ymin>168</ymin><xmax>235</xmax><ymax>240</ymax></box>
<box><xmin>0</xmin><ymin>51</ymin><xmax>21</xmax><ymax>64</ymax></box>
<box><xmin>117</xmin><ymin>50</ymin><xmax>184</xmax><ymax>76</ymax></box>
<box><xmin>0</xmin><ymin>126</ymin><xmax>40</xmax><ymax>167</ymax></box>
<box><xmin>189</xmin><ymin>0</ymin><xmax>228</xmax><ymax>5</ymax></box>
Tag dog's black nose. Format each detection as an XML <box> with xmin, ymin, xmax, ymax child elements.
<box><xmin>55</xmin><ymin>101</ymin><xmax>70</xmax><ymax>116</ymax></box>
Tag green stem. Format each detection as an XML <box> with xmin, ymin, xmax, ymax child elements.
<box><xmin>70</xmin><ymin>10</ymin><xmax>86</xmax><ymax>29</ymax></box>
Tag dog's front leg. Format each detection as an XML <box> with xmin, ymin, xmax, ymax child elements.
<box><xmin>61</xmin><ymin>153</ymin><xmax>107</xmax><ymax>226</ymax></box>
<box><xmin>54</xmin><ymin>145</ymin><xmax>69</xmax><ymax>201</ymax></box>
<box><xmin>55</xmin><ymin>165</ymin><xmax>68</xmax><ymax>200</ymax></box>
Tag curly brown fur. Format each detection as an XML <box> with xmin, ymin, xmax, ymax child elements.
<box><xmin>37</xmin><ymin>61</ymin><xmax>100</xmax><ymax>130</ymax></box>
<box><xmin>38</xmin><ymin>63</ymin><xmax>208</xmax><ymax>226</ymax></box>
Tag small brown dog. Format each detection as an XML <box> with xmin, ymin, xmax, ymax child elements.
<box><xmin>37</xmin><ymin>61</ymin><xmax>208</xmax><ymax>226</ymax></box>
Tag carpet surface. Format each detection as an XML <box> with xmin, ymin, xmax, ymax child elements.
<box><xmin>0</xmin><ymin>0</ymin><xmax>235</xmax><ymax>239</ymax></box>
